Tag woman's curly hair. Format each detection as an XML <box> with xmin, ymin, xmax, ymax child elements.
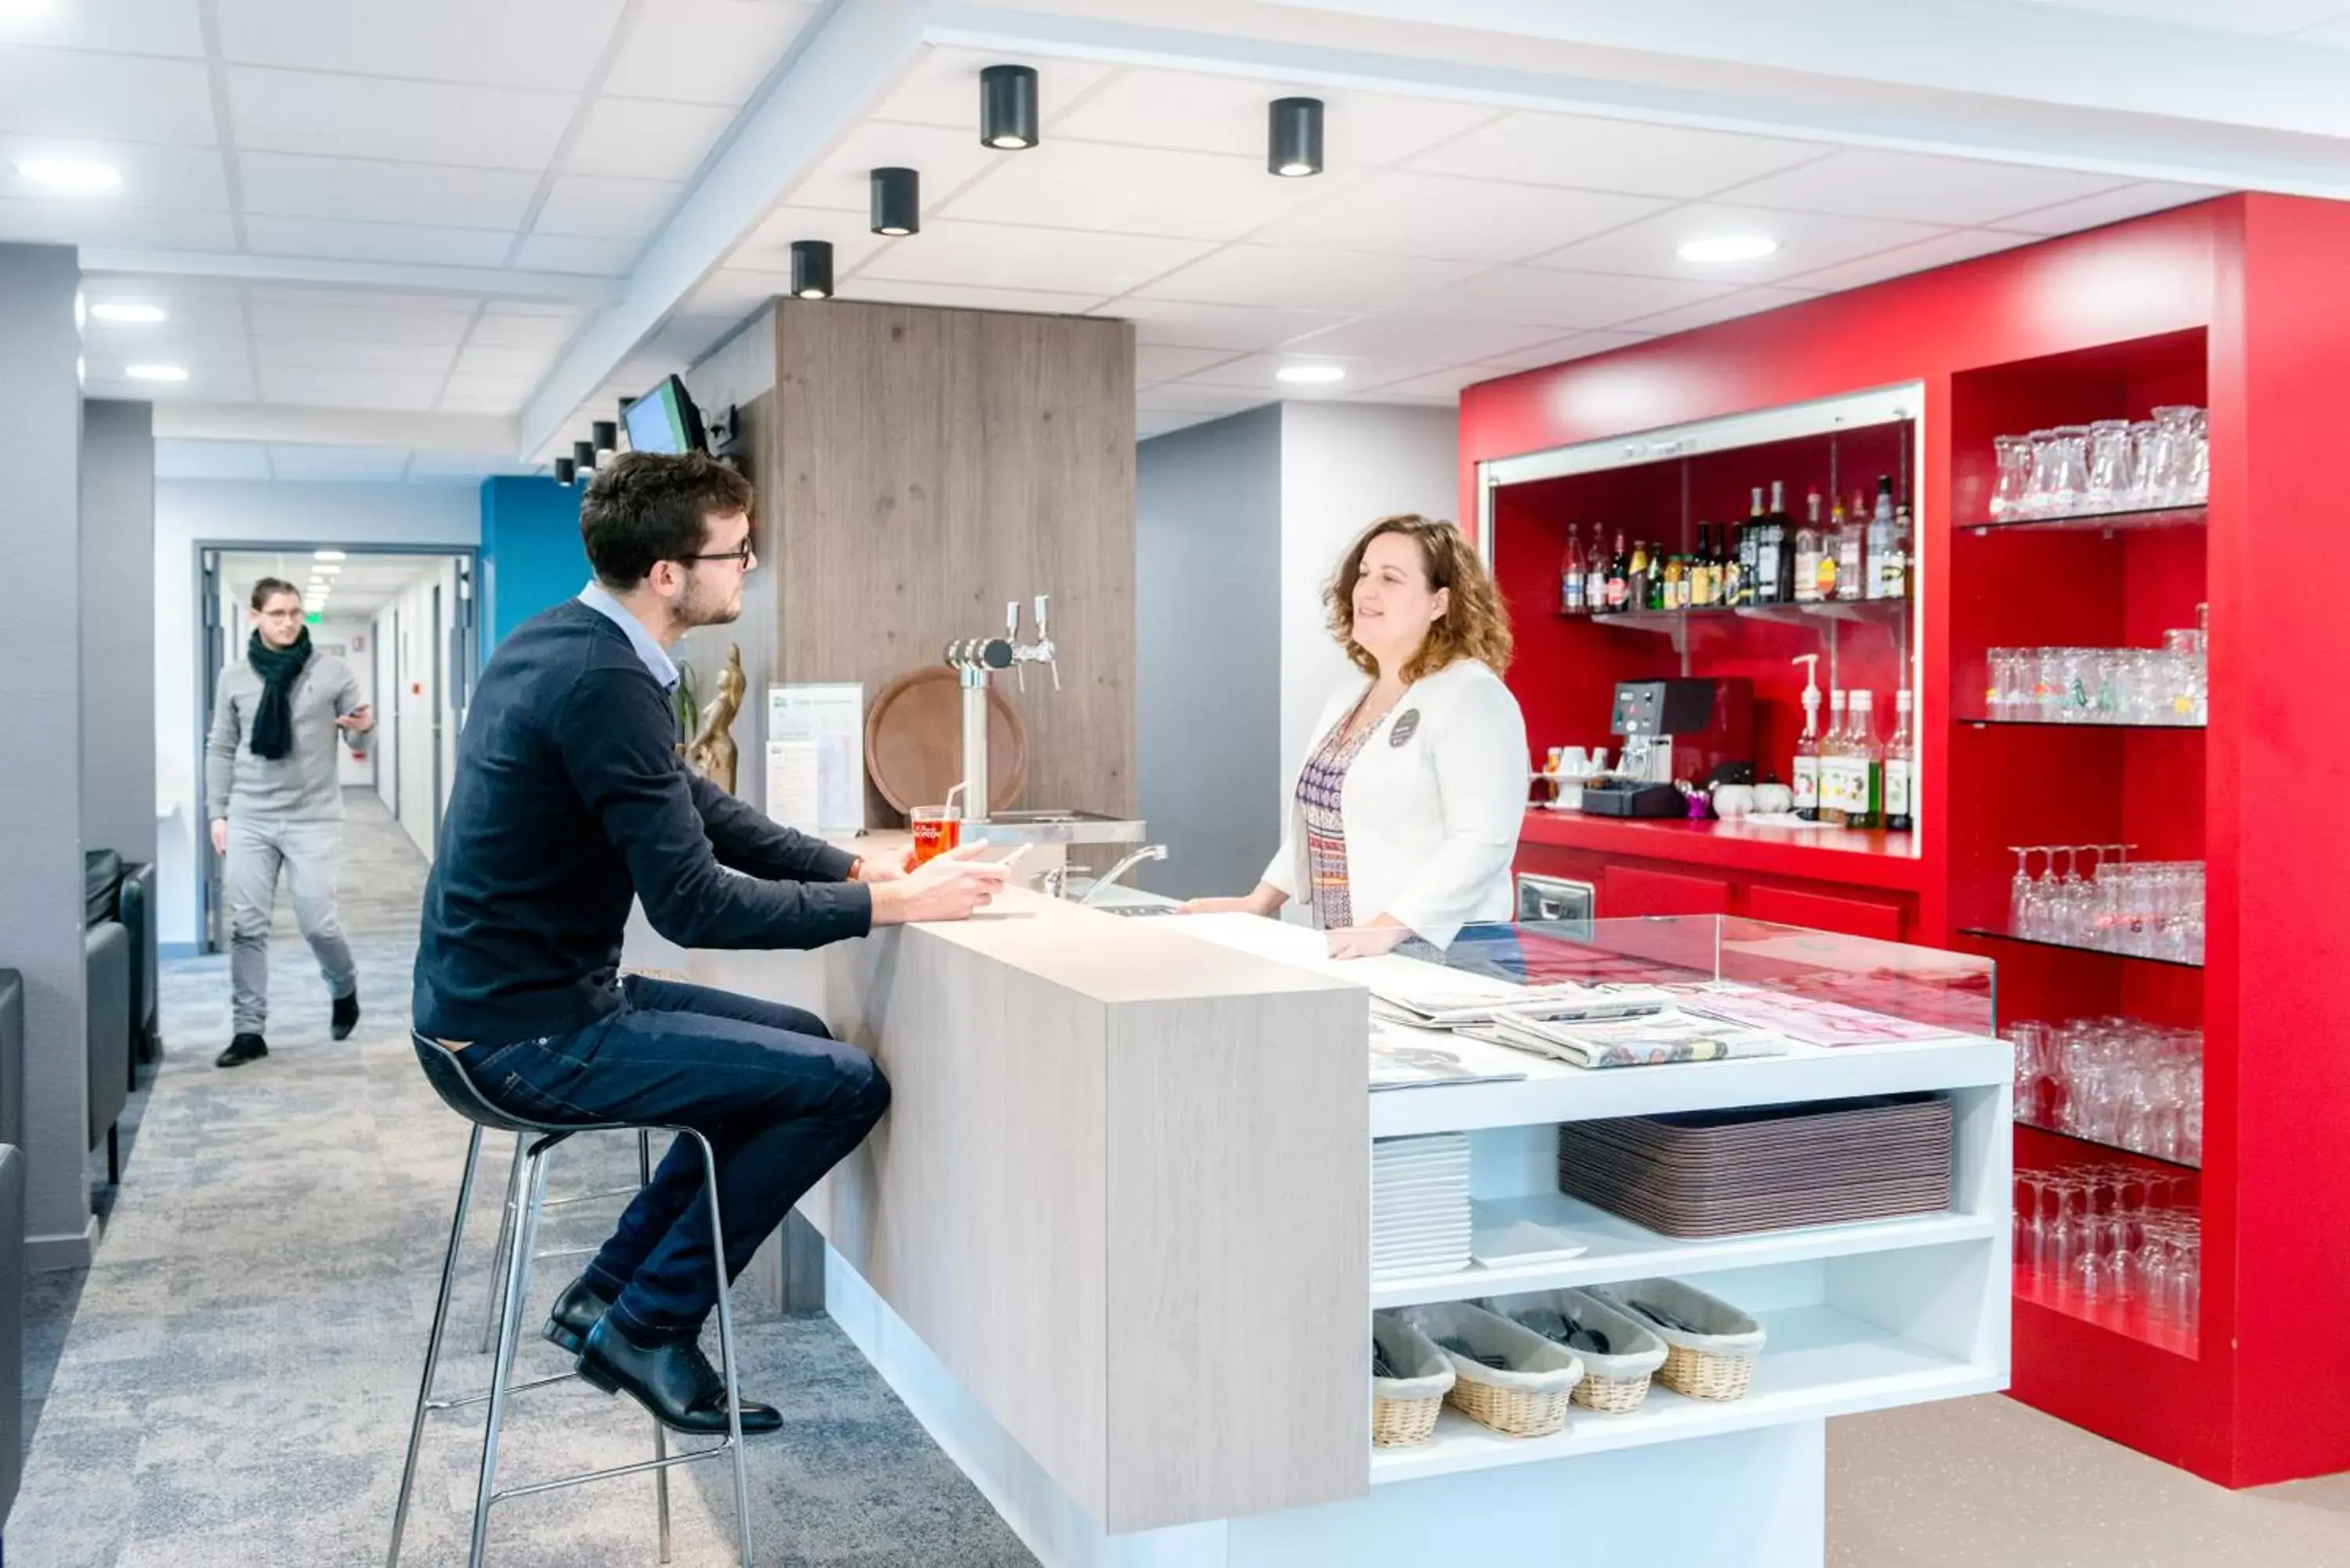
<box><xmin>1324</xmin><ymin>514</ymin><xmax>1513</xmax><ymax>683</ymax></box>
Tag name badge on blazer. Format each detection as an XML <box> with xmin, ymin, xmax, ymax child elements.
<box><xmin>1389</xmin><ymin>709</ymin><xmax>1422</xmax><ymax>746</ymax></box>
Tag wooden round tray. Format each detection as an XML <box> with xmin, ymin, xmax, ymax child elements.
<box><xmin>863</xmin><ymin>667</ymin><xmax>1029</xmax><ymax>817</ymax></box>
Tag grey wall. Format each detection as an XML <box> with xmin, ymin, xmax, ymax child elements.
<box><xmin>82</xmin><ymin>399</ymin><xmax>156</xmax><ymax>865</ymax></box>
<box><xmin>1135</xmin><ymin>405</ymin><xmax>1284</xmax><ymax>901</ymax></box>
<box><xmin>0</xmin><ymin>242</ymin><xmax>92</xmax><ymax>1266</ymax></box>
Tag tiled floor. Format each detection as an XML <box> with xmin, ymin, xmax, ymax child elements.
<box><xmin>12</xmin><ymin>792</ymin><xmax>2348</xmax><ymax>1566</ymax></box>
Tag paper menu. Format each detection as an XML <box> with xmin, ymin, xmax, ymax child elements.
<box><xmin>765</xmin><ymin>683</ymin><xmax>866</xmax><ymax>833</ymax></box>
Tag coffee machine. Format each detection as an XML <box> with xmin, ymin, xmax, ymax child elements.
<box><xmin>1578</xmin><ymin>678</ymin><xmax>1755</xmax><ymax>818</ymax></box>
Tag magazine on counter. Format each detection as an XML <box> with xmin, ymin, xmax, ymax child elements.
<box><xmin>1470</xmin><ymin>1008</ymin><xmax>1792</xmax><ymax>1070</ymax></box>
<box><xmin>1663</xmin><ymin>981</ymin><xmax>1958</xmax><ymax>1047</ymax></box>
<box><xmin>1365</xmin><ymin>977</ymin><xmax>1675</xmax><ymax>1030</ymax></box>
<box><xmin>1368</xmin><ymin>1021</ymin><xmax>1531</xmax><ymax>1092</ymax></box>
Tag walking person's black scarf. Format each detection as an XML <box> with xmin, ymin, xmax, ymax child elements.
<box><xmin>246</xmin><ymin>626</ymin><xmax>313</xmax><ymax>760</ymax></box>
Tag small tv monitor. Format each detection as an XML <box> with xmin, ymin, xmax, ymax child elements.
<box><xmin>621</xmin><ymin>374</ymin><xmax>707</xmax><ymax>455</ymax></box>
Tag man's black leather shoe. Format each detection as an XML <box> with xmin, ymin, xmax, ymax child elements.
<box><xmin>543</xmin><ymin>1276</ymin><xmax>611</xmax><ymax>1356</ymax></box>
<box><xmin>576</xmin><ymin>1316</ymin><xmax>783</xmax><ymax>1436</ymax></box>
<box><xmin>331</xmin><ymin>991</ymin><xmax>360</xmax><ymax>1040</ymax></box>
<box><xmin>215</xmin><ymin>1033</ymin><xmax>268</xmax><ymax>1068</ymax></box>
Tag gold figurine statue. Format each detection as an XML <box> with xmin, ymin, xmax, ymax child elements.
<box><xmin>685</xmin><ymin>644</ymin><xmax>747</xmax><ymax>795</ymax></box>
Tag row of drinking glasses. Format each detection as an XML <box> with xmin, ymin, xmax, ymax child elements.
<box><xmin>1990</xmin><ymin>407</ymin><xmax>2208</xmax><ymax>520</ymax></box>
<box><xmin>2008</xmin><ymin>1017</ymin><xmax>2202</xmax><ymax>1166</ymax></box>
<box><xmin>1985</xmin><ymin>637</ymin><xmax>2207</xmax><ymax>726</ymax></box>
<box><xmin>2014</xmin><ymin>1165</ymin><xmax>2200</xmax><ymax>1342</ymax></box>
<box><xmin>2008</xmin><ymin>847</ymin><xmax>2205</xmax><ymax>963</ymax></box>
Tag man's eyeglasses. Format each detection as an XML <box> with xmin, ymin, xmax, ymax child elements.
<box><xmin>677</xmin><ymin>540</ymin><xmax>757</xmax><ymax>569</ymax></box>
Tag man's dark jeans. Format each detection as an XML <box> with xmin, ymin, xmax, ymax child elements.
<box><xmin>457</xmin><ymin>974</ymin><xmax>888</xmax><ymax>1342</ymax></box>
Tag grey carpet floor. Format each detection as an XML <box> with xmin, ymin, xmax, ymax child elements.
<box><xmin>8</xmin><ymin>791</ymin><xmax>1038</xmax><ymax>1567</ymax></box>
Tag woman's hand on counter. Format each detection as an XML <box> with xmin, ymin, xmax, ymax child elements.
<box><xmin>869</xmin><ymin>844</ymin><xmax>1010</xmax><ymax>925</ymax></box>
<box><xmin>1177</xmin><ymin>883</ymin><xmax>1289</xmax><ymax>918</ymax></box>
<box><xmin>1325</xmin><ymin>919</ymin><xmax>1411</xmax><ymax>960</ymax></box>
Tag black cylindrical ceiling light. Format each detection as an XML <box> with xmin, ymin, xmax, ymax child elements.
<box><xmin>1268</xmin><ymin>97</ymin><xmax>1324</xmax><ymax>177</ymax></box>
<box><xmin>573</xmin><ymin>440</ymin><xmax>596</xmax><ymax>475</ymax></box>
<box><xmin>553</xmin><ymin>457</ymin><xmax>577</xmax><ymax>486</ymax></box>
<box><xmin>979</xmin><ymin>63</ymin><xmax>1039</xmax><ymax>150</ymax></box>
<box><xmin>870</xmin><ymin>167</ymin><xmax>920</xmax><ymax>237</ymax></box>
<box><xmin>790</xmin><ymin>239</ymin><xmax>834</xmax><ymax>299</ymax></box>
<box><xmin>591</xmin><ymin>419</ymin><xmax>618</xmax><ymax>461</ymax></box>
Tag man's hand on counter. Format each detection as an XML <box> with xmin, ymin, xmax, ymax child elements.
<box><xmin>1325</xmin><ymin>919</ymin><xmax>1411</xmax><ymax>960</ymax></box>
<box><xmin>869</xmin><ymin>843</ymin><xmax>1011</xmax><ymax>925</ymax></box>
<box><xmin>851</xmin><ymin>847</ymin><xmax>916</xmax><ymax>883</ymax></box>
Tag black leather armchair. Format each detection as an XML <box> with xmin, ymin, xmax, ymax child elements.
<box><xmin>85</xmin><ymin>924</ymin><xmax>128</xmax><ymax>1187</ymax></box>
<box><xmin>116</xmin><ymin>861</ymin><xmax>160</xmax><ymax>1078</ymax></box>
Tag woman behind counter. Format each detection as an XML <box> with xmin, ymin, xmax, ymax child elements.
<box><xmin>1184</xmin><ymin>513</ymin><xmax>1528</xmax><ymax>958</ymax></box>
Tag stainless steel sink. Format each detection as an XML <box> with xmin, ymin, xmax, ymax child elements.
<box><xmin>965</xmin><ymin>810</ymin><xmax>1148</xmax><ymax>846</ymax></box>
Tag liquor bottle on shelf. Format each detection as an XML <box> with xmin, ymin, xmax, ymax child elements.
<box><xmin>1690</xmin><ymin>526</ymin><xmax>1716</xmax><ymax>607</ymax></box>
<box><xmin>1877</xmin><ymin>504</ymin><xmax>1914</xmax><ymax>601</ymax></box>
<box><xmin>1885</xmin><ymin>688</ymin><xmax>1915</xmax><ymax>833</ymax></box>
<box><xmin>1866</xmin><ymin>477</ymin><xmax>1899</xmax><ymax>600</ymax></box>
<box><xmin>1848</xmin><ymin>690</ymin><xmax>1885</xmax><ymax>829</ymax></box>
<box><xmin>1663</xmin><ymin>550</ymin><xmax>1687</xmax><ymax>610</ymax></box>
<box><xmin>1791</xmin><ymin>653</ymin><xmax>1824</xmax><ymax>822</ymax></box>
<box><xmin>1820</xmin><ymin>495</ymin><xmax>1846</xmax><ymax>602</ymax></box>
<box><xmin>1602</xmin><ymin>530</ymin><xmax>1629</xmax><ymax>615</ymax></box>
<box><xmin>1764</xmin><ymin>480</ymin><xmax>1795</xmax><ymax>604</ymax></box>
<box><xmin>1818</xmin><ymin>689</ymin><xmax>1850</xmax><ymax>826</ymax></box>
<box><xmin>1838</xmin><ymin>489</ymin><xmax>1867</xmax><ymax>600</ymax></box>
<box><xmin>1794</xmin><ymin>489</ymin><xmax>1823</xmax><ymax>604</ymax></box>
<box><xmin>1627</xmin><ymin>539</ymin><xmax>1651</xmax><ymax>612</ymax></box>
<box><xmin>1646</xmin><ymin>545</ymin><xmax>1668</xmax><ymax>610</ymax></box>
<box><xmin>1560</xmin><ymin>524</ymin><xmax>1586</xmax><ymax>616</ymax></box>
<box><xmin>1584</xmin><ymin>531</ymin><xmax>1609</xmax><ymax>616</ymax></box>
<box><xmin>1734</xmin><ymin>490</ymin><xmax>1762</xmax><ymax>606</ymax></box>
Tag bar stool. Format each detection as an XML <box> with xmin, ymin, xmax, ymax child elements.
<box><xmin>389</xmin><ymin>1033</ymin><xmax>755</xmax><ymax>1568</ymax></box>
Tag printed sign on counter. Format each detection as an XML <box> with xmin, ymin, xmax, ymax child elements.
<box><xmin>765</xmin><ymin>682</ymin><xmax>865</xmax><ymax>833</ymax></box>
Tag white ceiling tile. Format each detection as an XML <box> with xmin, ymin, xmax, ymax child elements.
<box><xmin>467</xmin><ymin>311</ymin><xmax>588</xmax><ymax>349</ymax></box>
<box><xmin>841</xmin><ymin>279</ymin><xmax>1112</xmax><ymax>315</ymax></box>
<box><xmin>439</xmin><ymin>373</ymin><xmax>540</xmax><ymax>408</ymax></box>
<box><xmin>604</xmin><ymin>0</ymin><xmax>819</xmax><ymax>105</ymax></box>
<box><xmin>247</xmin><ymin>298</ymin><xmax>478</xmax><ymax>345</ymax></box>
<box><xmin>1052</xmin><ymin>70</ymin><xmax>1499</xmax><ymax>168</ymax></box>
<box><xmin>244</xmin><ymin>286</ymin><xmax>482</xmax><ymax>314</ymax></box>
<box><xmin>1358</xmin><ymin>368</ymin><xmax>1484</xmax><ymax>403</ymax></box>
<box><xmin>855</xmin><ymin>219</ymin><xmax>1213</xmax><ymax>296</ymax></box>
<box><xmin>1101</xmin><ymin>298</ymin><xmax>1353</xmax><ymax>351</ymax></box>
<box><xmin>682</xmin><ymin>269</ymin><xmax>792</xmax><ymax>317</ymax></box>
<box><xmin>1253</xmin><ymin>173</ymin><xmax>1663</xmax><ymax>263</ymax></box>
<box><xmin>2</xmin><ymin>0</ymin><xmax>206</xmax><ymax>56</ymax></box>
<box><xmin>0</xmin><ymin>45</ymin><xmax>217</xmax><ymax>143</ymax></box>
<box><xmin>259</xmin><ymin>368</ymin><xmax>448</xmax><ymax>410</ymax></box>
<box><xmin>514</xmin><ymin>233</ymin><xmax>642</xmax><ymax>275</ymax></box>
<box><xmin>440</xmin><ymin>392</ymin><xmax>536</xmax><ymax>414</ymax></box>
<box><xmin>782</xmin><ymin>120</ymin><xmax>1005</xmax><ymax>214</ymax></box>
<box><xmin>155</xmin><ymin>439</ymin><xmax>274</xmax><ymax>480</ymax></box>
<box><xmin>1405</xmin><ymin>111</ymin><xmax>1831</xmax><ymax>201</ymax></box>
<box><xmin>82</xmin><ymin>291</ymin><xmax>248</xmax><ymax>342</ymax></box>
<box><xmin>228</xmin><ymin>67</ymin><xmax>577</xmax><ymax>172</ymax></box>
<box><xmin>1717</xmin><ymin>150</ymin><xmax>2132</xmax><ymax>227</ymax></box>
<box><xmin>252</xmin><ymin>338</ymin><xmax>458</xmax><ymax>375</ymax></box>
<box><xmin>1137</xmin><ymin>410</ymin><xmax>1214</xmax><ymax>439</ymax></box>
<box><xmin>533</xmin><ymin>175</ymin><xmax>685</xmax><ymax>239</ymax></box>
<box><xmin>479</xmin><ymin>298</ymin><xmax>590</xmax><ymax>318</ymax></box>
<box><xmin>733</xmin><ymin>205</ymin><xmax>888</xmax><ymax>274</ymax></box>
<box><xmin>1137</xmin><ymin>344</ymin><xmax>1246</xmax><ymax>383</ymax></box>
<box><xmin>1474</xmin><ymin>328</ymin><xmax>1654</xmax><ymax>370</ymax></box>
<box><xmin>86</xmin><ymin>363</ymin><xmax>255</xmax><ymax>399</ymax></box>
<box><xmin>566</xmin><ymin>96</ymin><xmax>736</xmax><ymax>180</ymax></box>
<box><xmin>1778</xmin><ymin>226</ymin><xmax>2042</xmax><ymax>291</ymax></box>
<box><xmin>266</xmin><ymin>443</ymin><xmax>412</xmax><ymax>481</ymax></box>
<box><xmin>1990</xmin><ymin>181</ymin><xmax>2225</xmax><ymax>236</ymax></box>
<box><xmin>642</xmin><ymin>313</ymin><xmax>742</xmax><ymax>362</ymax></box>
<box><xmin>245</xmin><ymin>215</ymin><xmax>515</xmax><ymax>268</ymax></box>
<box><xmin>2301</xmin><ymin>14</ymin><xmax>2350</xmax><ymax>43</ymax></box>
<box><xmin>454</xmin><ymin>342</ymin><xmax>556</xmax><ymax>378</ymax></box>
<box><xmin>2008</xmin><ymin>0</ymin><xmax>2348</xmax><ymax>31</ymax></box>
<box><xmin>939</xmin><ymin>139</ymin><xmax>1346</xmax><ymax>241</ymax></box>
<box><xmin>1611</xmin><ymin>284</ymin><xmax>1821</xmax><ymax>337</ymax></box>
<box><xmin>1183</xmin><ymin>351</ymin><xmax>1437</xmax><ymax>396</ymax></box>
<box><xmin>1133</xmin><ymin>244</ymin><xmax>1484</xmax><ymax>313</ymax></box>
<box><xmin>218</xmin><ymin>0</ymin><xmax>625</xmax><ymax>90</ymax></box>
<box><xmin>1418</xmin><ymin>267</ymin><xmax>1737</xmax><ymax>330</ymax></box>
<box><xmin>1530</xmin><ymin>204</ymin><xmax>1953</xmax><ymax>285</ymax></box>
<box><xmin>1133</xmin><ymin>384</ymin><xmax>1273</xmax><ymax>415</ymax></box>
<box><xmin>1279</xmin><ymin>313</ymin><xmax>1575</xmax><ymax>364</ymax></box>
<box><xmin>0</xmin><ymin>198</ymin><xmax>237</xmax><ymax>251</ymax></box>
<box><xmin>0</xmin><ymin>135</ymin><xmax>230</xmax><ymax>210</ymax></box>
<box><xmin>239</xmin><ymin>152</ymin><xmax>540</xmax><ymax>230</ymax></box>
<box><xmin>870</xmin><ymin>47</ymin><xmax>1113</xmax><ymax>134</ymax></box>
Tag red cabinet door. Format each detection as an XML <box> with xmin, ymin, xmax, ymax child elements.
<box><xmin>1745</xmin><ymin>885</ymin><xmax>1907</xmax><ymax>942</ymax></box>
<box><xmin>1601</xmin><ymin>866</ymin><xmax>1733</xmax><ymax>918</ymax></box>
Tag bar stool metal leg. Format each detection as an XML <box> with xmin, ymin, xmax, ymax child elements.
<box><xmin>689</xmin><ymin>1127</ymin><xmax>755</xmax><ymax>1568</ymax></box>
<box><xmin>388</xmin><ymin>1123</ymin><xmax>486</xmax><ymax>1568</ymax></box>
<box><xmin>641</xmin><ymin>1129</ymin><xmax>673</xmax><ymax>1565</ymax></box>
<box><xmin>477</xmin><ymin>1136</ymin><xmax>525</xmax><ymax>1353</ymax></box>
<box><xmin>472</xmin><ymin>1141</ymin><xmax>553</xmax><ymax>1568</ymax></box>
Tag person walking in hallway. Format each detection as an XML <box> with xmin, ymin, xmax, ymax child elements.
<box><xmin>207</xmin><ymin>576</ymin><xmax>374</xmax><ymax>1069</ymax></box>
<box><xmin>414</xmin><ymin>450</ymin><xmax>1009</xmax><ymax>1436</ymax></box>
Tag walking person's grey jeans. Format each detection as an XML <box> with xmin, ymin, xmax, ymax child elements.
<box><xmin>226</xmin><ymin>815</ymin><xmax>358</xmax><ymax>1035</ymax></box>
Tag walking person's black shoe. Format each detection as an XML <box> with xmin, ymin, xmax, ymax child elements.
<box><xmin>331</xmin><ymin>990</ymin><xmax>361</xmax><ymax>1041</ymax></box>
<box><xmin>543</xmin><ymin>1276</ymin><xmax>613</xmax><ymax>1356</ymax></box>
<box><xmin>576</xmin><ymin>1315</ymin><xmax>783</xmax><ymax>1435</ymax></box>
<box><xmin>215</xmin><ymin>1033</ymin><xmax>269</xmax><ymax>1068</ymax></box>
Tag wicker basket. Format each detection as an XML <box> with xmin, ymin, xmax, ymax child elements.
<box><xmin>1484</xmin><ymin>1287</ymin><xmax>1668</xmax><ymax>1414</ymax></box>
<box><xmin>1402</xmin><ymin>1302</ymin><xmax>1583</xmax><ymax>1438</ymax></box>
<box><xmin>1370</xmin><ymin>1313</ymin><xmax>1454</xmax><ymax>1447</ymax></box>
<box><xmin>1598</xmin><ymin>1278</ymin><xmax>1766</xmax><ymax>1403</ymax></box>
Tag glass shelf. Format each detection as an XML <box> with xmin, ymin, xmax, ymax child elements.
<box><xmin>1563</xmin><ymin>597</ymin><xmax>1912</xmax><ymax>635</ymax></box>
<box><xmin>2016</xmin><ymin>1118</ymin><xmax>2201</xmax><ymax>1172</ymax></box>
<box><xmin>1956</xmin><ymin>926</ymin><xmax>2204</xmax><ymax>970</ymax></box>
<box><xmin>1960</xmin><ymin>716</ymin><xmax>2204</xmax><ymax>732</ymax></box>
<box><xmin>1965</xmin><ymin>502</ymin><xmax>2206</xmax><ymax>536</ymax></box>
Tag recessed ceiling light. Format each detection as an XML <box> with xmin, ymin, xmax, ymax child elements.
<box><xmin>16</xmin><ymin>157</ymin><xmax>121</xmax><ymax>191</ymax></box>
<box><xmin>90</xmin><ymin>302</ymin><xmax>168</xmax><ymax>324</ymax></box>
<box><xmin>313</xmin><ymin>562</ymin><xmax>342</xmax><ymax>575</ymax></box>
<box><xmin>1277</xmin><ymin>364</ymin><xmax>1346</xmax><ymax>385</ymax></box>
<box><xmin>1677</xmin><ymin>234</ymin><xmax>1779</xmax><ymax>263</ymax></box>
<box><xmin>314</xmin><ymin>549</ymin><xmax>347</xmax><ymax>561</ymax></box>
<box><xmin>124</xmin><ymin>363</ymin><xmax>187</xmax><ymax>382</ymax></box>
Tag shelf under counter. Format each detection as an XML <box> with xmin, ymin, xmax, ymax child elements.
<box><xmin>1520</xmin><ymin>808</ymin><xmax>1925</xmax><ymax>893</ymax></box>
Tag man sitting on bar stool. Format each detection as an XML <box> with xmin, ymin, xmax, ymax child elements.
<box><xmin>412</xmin><ymin>450</ymin><xmax>1007</xmax><ymax>1435</ymax></box>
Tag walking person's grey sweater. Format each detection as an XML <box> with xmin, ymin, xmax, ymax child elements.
<box><xmin>205</xmin><ymin>653</ymin><xmax>368</xmax><ymax>822</ymax></box>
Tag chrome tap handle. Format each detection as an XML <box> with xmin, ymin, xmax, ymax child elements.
<box><xmin>1006</xmin><ymin>600</ymin><xmax>1021</xmax><ymax>641</ymax></box>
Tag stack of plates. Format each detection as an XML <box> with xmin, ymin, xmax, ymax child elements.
<box><xmin>1557</xmin><ymin>1093</ymin><xmax>1954</xmax><ymax>1239</ymax></box>
<box><xmin>1372</xmin><ymin>1133</ymin><xmax>1473</xmax><ymax>1280</ymax></box>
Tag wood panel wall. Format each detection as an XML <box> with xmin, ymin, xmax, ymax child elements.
<box><xmin>767</xmin><ymin>298</ymin><xmax>1137</xmax><ymax>825</ymax></box>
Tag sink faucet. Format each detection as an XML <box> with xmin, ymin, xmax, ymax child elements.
<box><xmin>1045</xmin><ymin>844</ymin><xmax>1169</xmax><ymax>905</ymax></box>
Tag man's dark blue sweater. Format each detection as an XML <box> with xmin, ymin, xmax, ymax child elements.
<box><xmin>413</xmin><ymin>598</ymin><xmax>872</xmax><ymax>1046</ymax></box>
